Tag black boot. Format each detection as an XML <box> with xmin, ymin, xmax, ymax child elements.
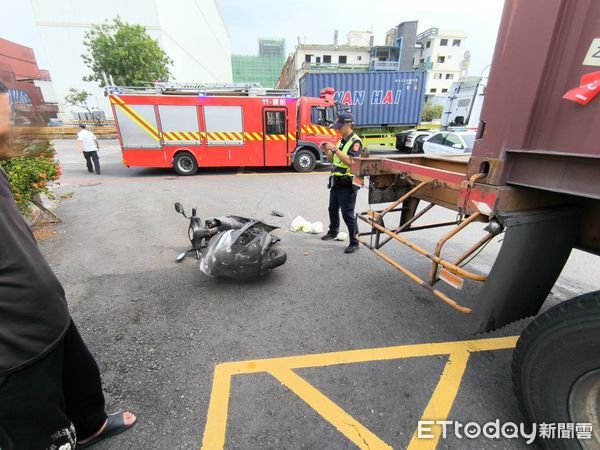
<box><xmin>344</xmin><ymin>242</ymin><xmax>359</xmax><ymax>253</ymax></box>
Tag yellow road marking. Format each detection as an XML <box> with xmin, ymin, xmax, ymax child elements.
<box><xmin>407</xmin><ymin>351</ymin><xmax>470</xmax><ymax>450</ymax></box>
<box><xmin>200</xmin><ymin>336</ymin><xmax>518</xmax><ymax>449</ymax></box>
<box><xmin>270</xmin><ymin>367</ymin><xmax>393</xmax><ymax>450</ymax></box>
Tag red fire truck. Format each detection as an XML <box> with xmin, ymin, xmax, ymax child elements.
<box><xmin>107</xmin><ymin>83</ymin><xmax>340</xmax><ymax>175</ymax></box>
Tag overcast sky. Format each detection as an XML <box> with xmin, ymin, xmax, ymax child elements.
<box><xmin>3</xmin><ymin>0</ymin><xmax>505</xmax><ymax>77</ymax></box>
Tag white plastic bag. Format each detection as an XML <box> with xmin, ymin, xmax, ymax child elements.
<box><xmin>309</xmin><ymin>221</ymin><xmax>323</xmax><ymax>234</ymax></box>
<box><xmin>335</xmin><ymin>231</ymin><xmax>348</xmax><ymax>241</ymax></box>
<box><xmin>290</xmin><ymin>215</ymin><xmax>312</xmax><ymax>232</ymax></box>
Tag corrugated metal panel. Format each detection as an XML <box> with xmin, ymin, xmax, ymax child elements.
<box><xmin>299</xmin><ymin>71</ymin><xmax>425</xmax><ymax>127</ymax></box>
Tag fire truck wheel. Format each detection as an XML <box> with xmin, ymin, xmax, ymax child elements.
<box><xmin>173</xmin><ymin>152</ymin><xmax>199</xmax><ymax>176</ymax></box>
<box><xmin>293</xmin><ymin>149</ymin><xmax>317</xmax><ymax>172</ymax></box>
<box><xmin>512</xmin><ymin>291</ymin><xmax>600</xmax><ymax>449</ymax></box>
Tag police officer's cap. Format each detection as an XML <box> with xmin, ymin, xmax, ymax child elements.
<box><xmin>332</xmin><ymin>112</ymin><xmax>353</xmax><ymax>129</ymax></box>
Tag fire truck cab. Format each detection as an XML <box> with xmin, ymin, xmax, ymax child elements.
<box><xmin>108</xmin><ymin>83</ymin><xmax>340</xmax><ymax>175</ymax></box>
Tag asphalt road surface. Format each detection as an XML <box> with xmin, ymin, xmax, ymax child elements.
<box><xmin>37</xmin><ymin>140</ymin><xmax>598</xmax><ymax>449</ymax></box>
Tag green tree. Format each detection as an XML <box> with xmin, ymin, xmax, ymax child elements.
<box><xmin>82</xmin><ymin>17</ymin><xmax>173</xmax><ymax>88</ymax></box>
<box><xmin>64</xmin><ymin>88</ymin><xmax>97</xmax><ymax>120</ymax></box>
<box><xmin>421</xmin><ymin>104</ymin><xmax>444</xmax><ymax>122</ymax></box>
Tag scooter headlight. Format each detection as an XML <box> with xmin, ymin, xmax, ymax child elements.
<box><xmin>188</xmin><ymin>226</ymin><xmax>195</xmax><ymax>241</ymax></box>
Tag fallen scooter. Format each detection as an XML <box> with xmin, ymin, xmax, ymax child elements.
<box><xmin>173</xmin><ymin>202</ymin><xmax>287</xmax><ymax>278</ymax></box>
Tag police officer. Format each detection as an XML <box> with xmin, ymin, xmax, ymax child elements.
<box><xmin>320</xmin><ymin>112</ymin><xmax>363</xmax><ymax>253</ymax></box>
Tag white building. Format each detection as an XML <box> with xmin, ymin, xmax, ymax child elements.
<box><xmin>413</xmin><ymin>28</ymin><xmax>469</xmax><ymax>104</ymax></box>
<box><xmin>276</xmin><ymin>31</ymin><xmax>373</xmax><ymax>91</ymax></box>
<box><xmin>29</xmin><ymin>0</ymin><xmax>232</xmax><ymax>117</ymax></box>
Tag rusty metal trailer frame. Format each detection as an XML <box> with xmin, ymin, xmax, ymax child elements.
<box><xmin>351</xmin><ymin>154</ymin><xmax>583</xmax><ymax>333</ymax></box>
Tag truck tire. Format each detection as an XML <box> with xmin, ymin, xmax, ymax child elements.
<box><xmin>173</xmin><ymin>152</ymin><xmax>198</xmax><ymax>176</ymax></box>
<box><xmin>293</xmin><ymin>149</ymin><xmax>317</xmax><ymax>172</ymax></box>
<box><xmin>512</xmin><ymin>291</ymin><xmax>600</xmax><ymax>449</ymax></box>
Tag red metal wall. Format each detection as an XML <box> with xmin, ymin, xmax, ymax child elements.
<box><xmin>470</xmin><ymin>0</ymin><xmax>600</xmax><ymax>200</ymax></box>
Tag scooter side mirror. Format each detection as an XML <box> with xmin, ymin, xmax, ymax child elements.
<box><xmin>174</xmin><ymin>202</ymin><xmax>185</xmax><ymax>215</ymax></box>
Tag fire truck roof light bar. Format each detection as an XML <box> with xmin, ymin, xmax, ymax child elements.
<box><xmin>106</xmin><ymin>82</ymin><xmax>296</xmax><ymax>98</ymax></box>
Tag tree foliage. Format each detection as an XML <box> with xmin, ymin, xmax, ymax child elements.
<box><xmin>82</xmin><ymin>17</ymin><xmax>173</xmax><ymax>88</ymax></box>
<box><xmin>64</xmin><ymin>88</ymin><xmax>93</xmax><ymax>114</ymax></box>
<box><xmin>421</xmin><ymin>104</ymin><xmax>444</xmax><ymax>122</ymax></box>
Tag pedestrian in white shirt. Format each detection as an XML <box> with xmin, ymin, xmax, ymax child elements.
<box><xmin>77</xmin><ymin>124</ymin><xmax>101</xmax><ymax>175</ymax></box>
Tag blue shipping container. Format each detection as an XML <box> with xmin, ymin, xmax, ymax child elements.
<box><xmin>299</xmin><ymin>71</ymin><xmax>426</xmax><ymax>127</ymax></box>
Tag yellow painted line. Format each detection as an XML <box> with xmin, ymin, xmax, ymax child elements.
<box><xmin>269</xmin><ymin>367</ymin><xmax>393</xmax><ymax>450</ymax></box>
<box><xmin>407</xmin><ymin>351</ymin><xmax>470</xmax><ymax>450</ymax></box>
<box><xmin>202</xmin><ymin>364</ymin><xmax>232</xmax><ymax>450</ymax></box>
<box><xmin>201</xmin><ymin>336</ymin><xmax>518</xmax><ymax>449</ymax></box>
<box><xmin>253</xmin><ymin>132</ymin><xmax>263</xmax><ymax>141</ymax></box>
<box><xmin>220</xmin><ymin>336</ymin><xmax>518</xmax><ymax>374</ymax></box>
<box><xmin>270</xmin><ymin>134</ymin><xmax>279</xmax><ymax>141</ymax></box>
<box><xmin>192</xmin><ymin>131</ymin><xmax>201</xmax><ymax>140</ymax></box>
<box><xmin>244</xmin><ymin>132</ymin><xmax>254</xmax><ymax>141</ymax></box>
<box><xmin>209</xmin><ymin>132</ymin><xmax>221</xmax><ymax>141</ymax></box>
<box><xmin>200</xmin><ymin>131</ymin><xmax>207</xmax><ymax>139</ymax></box>
<box><xmin>288</xmin><ymin>133</ymin><xmax>296</xmax><ymax>141</ymax></box>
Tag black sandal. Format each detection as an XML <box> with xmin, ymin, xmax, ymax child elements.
<box><xmin>77</xmin><ymin>411</ymin><xmax>137</xmax><ymax>448</ymax></box>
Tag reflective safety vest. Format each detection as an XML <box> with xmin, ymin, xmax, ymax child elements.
<box><xmin>332</xmin><ymin>133</ymin><xmax>362</xmax><ymax>177</ymax></box>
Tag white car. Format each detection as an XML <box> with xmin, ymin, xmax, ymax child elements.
<box><xmin>395</xmin><ymin>129</ymin><xmax>433</xmax><ymax>152</ymax></box>
<box><xmin>422</xmin><ymin>131</ymin><xmax>476</xmax><ymax>155</ymax></box>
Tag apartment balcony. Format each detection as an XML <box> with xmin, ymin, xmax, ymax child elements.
<box><xmin>369</xmin><ymin>60</ymin><xmax>401</xmax><ymax>71</ymax></box>
<box><xmin>414</xmin><ymin>62</ymin><xmax>433</xmax><ymax>70</ymax></box>
<box><xmin>301</xmin><ymin>62</ymin><xmax>370</xmax><ymax>72</ymax></box>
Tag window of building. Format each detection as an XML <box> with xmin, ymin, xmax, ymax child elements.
<box><xmin>434</xmin><ymin>73</ymin><xmax>442</xmax><ymax>80</ymax></box>
<box><xmin>305</xmin><ymin>54</ymin><xmax>312</xmax><ymax>63</ymax></box>
<box><xmin>446</xmin><ymin>73</ymin><xmax>454</xmax><ymax>80</ymax></box>
<box><xmin>357</xmin><ymin>56</ymin><xmax>362</xmax><ymax>61</ymax></box>
<box><xmin>316</xmin><ymin>56</ymin><xmax>321</xmax><ymax>63</ymax></box>
<box><xmin>452</xmin><ymin>39</ymin><xmax>461</xmax><ymax>47</ymax></box>
<box><xmin>437</xmin><ymin>56</ymin><xmax>445</xmax><ymax>63</ymax></box>
<box><xmin>426</xmin><ymin>41</ymin><xmax>431</xmax><ymax>49</ymax></box>
<box><xmin>204</xmin><ymin>106</ymin><xmax>243</xmax><ymax>146</ymax></box>
<box><xmin>430</xmin><ymin>88</ymin><xmax>437</xmax><ymax>93</ymax></box>
<box><xmin>339</xmin><ymin>55</ymin><xmax>347</xmax><ymax>64</ymax></box>
<box><xmin>440</xmin><ymin>39</ymin><xmax>448</xmax><ymax>46</ymax></box>
<box><xmin>442</xmin><ymin>88</ymin><xmax>448</xmax><ymax>93</ymax></box>
<box><xmin>420</xmin><ymin>58</ymin><xmax>425</xmax><ymax>64</ymax></box>
<box><xmin>447</xmin><ymin>55</ymin><xmax>452</xmax><ymax>60</ymax></box>
<box><xmin>323</xmin><ymin>55</ymin><xmax>331</xmax><ymax>63</ymax></box>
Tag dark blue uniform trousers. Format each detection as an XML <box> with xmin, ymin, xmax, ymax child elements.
<box><xmin>328</xmin><ymin>184</ymin><xmax>359</xmax><ymax>243</ymax></box>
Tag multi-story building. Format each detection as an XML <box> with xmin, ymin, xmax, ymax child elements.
<box><xmin>413</xmin><ymin>28</ymin><xmax>469</xmax><ymax>104</ymax></box>
<box><xmin>276</xmin><ymin>31</ymin><xmax>374</xmax><ymax>91</ymax></box>
<box><xmin>231</xmin><ymin>38</ymin><xmax>286</xmax><ymax>88</ymax></box>
<box><xmin>29</xmin><ymin>0</ymin><xmax>232</xmax><ymax>116</ymax></box>
<box><xmin>383</xmin><ymin>21</ymin><xmax>419</xmax><ymax>71</ymax></box>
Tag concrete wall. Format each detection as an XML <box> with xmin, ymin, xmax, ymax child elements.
<box><xmin>29</xmin><ymin>0</ymin><xmax>231</xmax><ymax>116</ymax></box>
